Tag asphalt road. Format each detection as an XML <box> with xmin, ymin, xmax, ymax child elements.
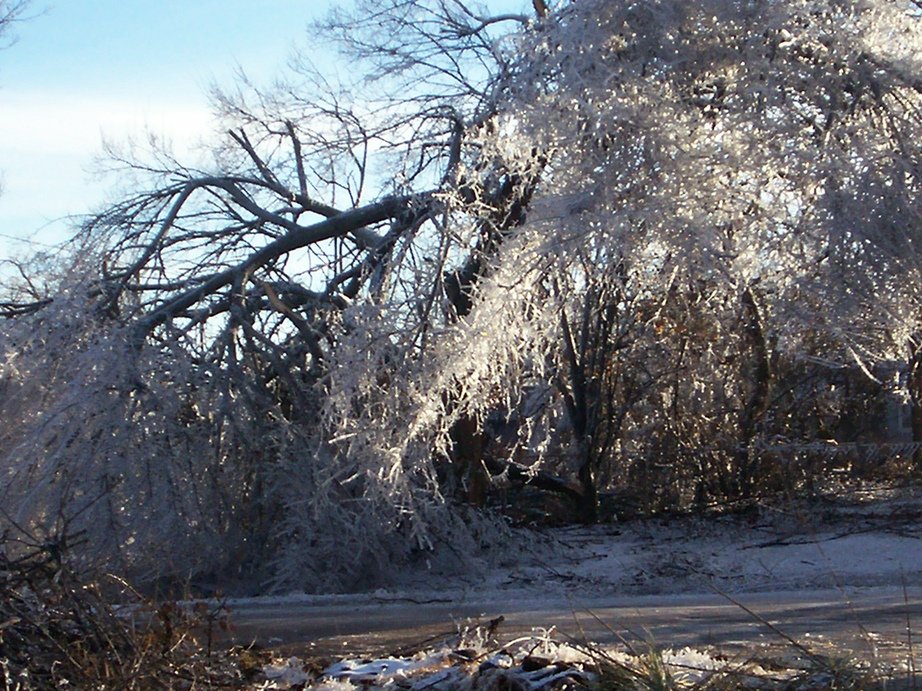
<box><xmin>219</xmin><ymin>587</ymin><xmax>922</xmax><ymax>667</ymax></box>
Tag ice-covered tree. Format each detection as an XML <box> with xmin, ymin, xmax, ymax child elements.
<box><xmin>1</xmin><ymin>0</ymin><xmax>919</xmax><ymax>591</ymax></box>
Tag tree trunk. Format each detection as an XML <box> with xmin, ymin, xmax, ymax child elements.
<box><xmin>441</xmin><ymin>169</ymin><xmax>543</xmax><ymax>505</ymax></box>
<box><xmin>449</xmin><ymin>415</ymin><xmax>488</xmax><ymax>506</ymax></box>
<box><xmin>908</xmin><ymin>344</ymin><xmax>922</xmax><ymax>474</ymax></box>
<box><xmin>737</xmin><ymin>284</ymin><xmax>773</xmax><ymax>498</ymax></box>
<box><xmin>576</xmin><ymin>442</ymin><xmax>600</xmax><ymax>523</ymax></box>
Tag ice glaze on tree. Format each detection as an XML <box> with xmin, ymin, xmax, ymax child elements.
<box><xmin>0</xmin><ymin>0</ymin><xmax>919</xmax><ymax>591</ymax></box>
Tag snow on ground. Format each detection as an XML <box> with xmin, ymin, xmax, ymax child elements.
<box><xmin>223</xmin><ymin>486</ymin><xmax>922</xmax><ymax>688</ymax></box>
<box><xmin>483</xmin><ymin>499</ymin><xmax>922</xmax><ymax>599</ymax></box>
<box><xmin>254</xmin><ymin>629</ymin><xmax>877</xmax><ymax>690</ymax></box>
<box><xmin>227</xmin><ymin>485</ymin><xmax>922</xmax><ymax>610</ymax></box>
<box><xmin>257</xmin><ymin>637</ymin><xmax>774</xmax><ymax>690</ymax></box>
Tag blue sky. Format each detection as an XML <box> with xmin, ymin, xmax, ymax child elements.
<box><xmin>0</xmin><ymin>1</ymin><xmax>332</xmax><ymax>256</ymax></box>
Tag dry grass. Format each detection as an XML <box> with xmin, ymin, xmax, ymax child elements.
<box><xmin>1</xmin><ymin>566</ymin><xmax>915</xmax><ymax>689</ymax></box>
<box><xmin>1</xmin><ymin>529</ymin><xmax>918</xmax><ymax>689</ymax></box>
<box><xmin>0</xmin><ymin>538</ymin><xmax>247</xmax><ymax>689</ymax></box>
<box><xmin>248</xmin><ymin>615</ymin><xmax>918</xmax><ymax>689</ymax></box>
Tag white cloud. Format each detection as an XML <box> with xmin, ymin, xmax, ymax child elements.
<box><xmin>0</xmin><ymin>89</ymin><xmax>215</xmax><ymax>247</ymax></box>
<box><xmin>0</xmin><ymin>89</ymin><xmax>213</xmax><ymax>156</ymax></box>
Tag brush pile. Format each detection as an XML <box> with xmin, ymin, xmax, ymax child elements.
<box><xmin>0</xmin><ymin>538</ymin><xmax>242</xmax><ymax>689</ymax></box>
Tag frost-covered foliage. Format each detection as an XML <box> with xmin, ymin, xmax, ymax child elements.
<box><xmin>416</xmin><ymin>0</ymin><xmax>922</xmax><ymax>503</ymax></box>
<box><xmin>0</xmin><ymin>279</ymin><xmax>262</xmax><ymax>581</ymax></box>
<box><xmin>1</xmin><ymin>0</ymin><xmax>920</xmax><ymax>591</ymax></box>
<box><xmin>0</xmin><ymin>0</ymin><xmax>531</xmax><ymax>591</ymax></box>
<box><xmin>329</xmin><ymin>0</ymin><xmax>922</xmax><ymax>511</ymax></box>
<box><xmin>480</xmin><ymin>0</ymin><xmax>922</xmax><ymax>351</ymax></box>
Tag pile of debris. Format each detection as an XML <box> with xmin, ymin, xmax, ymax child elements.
<box><xmin>0</xmin><ymin>538</ymin><xmax>241</xmax><ymax>689</ymax></box>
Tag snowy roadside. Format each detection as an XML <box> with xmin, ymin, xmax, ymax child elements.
<box><xmin>258</xmin><ymin>638</ymin><xmax>782</xmax><ymax>690</ymax></box>
<box><xmin>226</xmin><ymin>486</ymin><xmax>922</xmax><ymax>612</ymax></box>
<box><xmin>203</xmin><ymin>488</ymin><xmax>922</xmax><ymax>687</ymax></box>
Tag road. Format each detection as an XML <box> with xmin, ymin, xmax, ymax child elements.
<box><xmin>219</xmin><ymin>587</ymin><xmax>922</xmax><ymax>668</ymax></box>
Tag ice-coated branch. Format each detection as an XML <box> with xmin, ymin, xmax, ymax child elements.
<box><xmin>133</xmin><ymin>191</ymin><xmax>432</xmax><ymax>338</ymax></box>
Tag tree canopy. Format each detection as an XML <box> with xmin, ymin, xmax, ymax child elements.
<box><xmin>0</xmin><ymin>0</ymin><xmax>920</xmax><ymax>592</ymax></box>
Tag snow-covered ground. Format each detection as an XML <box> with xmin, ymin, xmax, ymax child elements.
<box><xmin>469</xmin><ymin>488</ymin><xmax>922</xmax><ymax>599</ymax></box>
<box><xmin>243</xmin><ymin>484</ymin><xmax>922</xmax><ymax>607</ymax></box>
<box><xmin>219</xmin><ymin>486</ymin><xmax>922</xmax><ymax>687</ymax></box>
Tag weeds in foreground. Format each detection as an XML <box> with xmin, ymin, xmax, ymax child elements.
<box><xmin>0</xmin><ymin>537</ymin><xmax>244</xmax><ymax>689</ymax></box>
<box><xmin>251</xmin><ymin>612</ymin><xmax>914</xmax><ymax>690</ymax></box>
<box><xmin>0</xmin><ymin>539</ymin><xmax>917</xmax><ymax>689</ymax></box>
<box><xmin>1</xmin><ymin>579</ymin><xmax>915</xmax><ymax>689</ymax></box>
